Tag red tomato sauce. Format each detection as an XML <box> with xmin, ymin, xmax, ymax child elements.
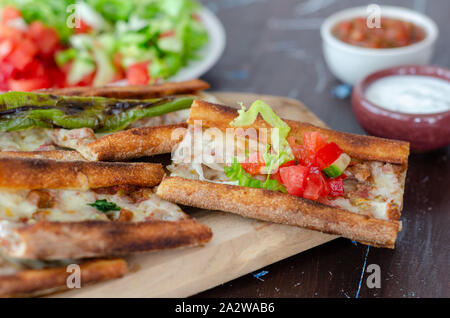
<box><xmin>332</xmin><ymin>17</ymin><xmax>426</xmax><ymax>49</ymax></box>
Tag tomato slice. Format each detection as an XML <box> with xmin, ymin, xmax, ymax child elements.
<box><xmin>315</xmin><ymin>142</ymin><xmax>343</xmax><ymax>169</ymax></box>
<box><xmin>126</xmin><ymin>61</ymin><xmax>150</xmax><ymax>85</ymax></box>
<box><xmin>280</xmin><ymin>165</ymin><xmax>308</xmax><ymax>197</ymax></box>
<box><xmin>241</xmin><ymin>152</ymin><xmax>266</xmax><ymax>175</ymax></box>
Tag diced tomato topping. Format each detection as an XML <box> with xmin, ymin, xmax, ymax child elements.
<box><xmin>289</xmin><ymin>132</ymin><xmax>328</xmax><ymax>166</ymax></box>
<box><xmin>304</xmin><ymin>167</ymin><xmax>330</xmax><ymax>199</ymax></box>
<box><xmin>303</xmin><ymin>173</ymin><xmax>323</xmax><ymax>200</ymax></box>
<box><xmin>1</xmin><ymin>6</ymin><xmax>22</xmax><ymax>23</ymax></box>
<box><xmin>280</xmin><ymin>165</ymin><xmax>309</xmax><ymax>197</ymax></box>
<box><xmin>319</xmin><ymin>173</ymin><xmax>330</xmax><ymax>197</ymax></box>
<box><xmin>73</xmin><ymin>71</ymin><xmax>95</xmax><ymax>87</ymax></box>
<box><xmin>126</xmin><ymin>61</ymin><xmax>150</xmax><ymax>85</ymax></box>
<box><xmin>275</xmin><ymin>131</ymin><xmax>349</xmax><ymax>201</ymax></box>
<box><xmin>28</xmin><ymin>21</ymin><xmax>60</xmax><ymax>56</ymax></box>
<box><xmin>287</xmin><ymin>136</ymin><xmax>308</xmax><ymax>165</ymax></box>
<box><xmin>0</xmin><ymin>63</ymin><xmax>14</xmax><ymax>90</ymax></box>
<box><xmin>22</xmin><ymin>59</ymin><xmax>45</xmax><ymax>78</ymax></box>
<box><xmin>315</xmin><ymin>142</ymin><xmax>343</xmax><ymax>169</ymax></box>
<box><xmin>272</xmin><ymin>160</ymin><xmax>296</xmax><ymax>183</ymax></box>
<box><xmin>0</xmin><ymin>12</ymin><xmax>66</xmax><ymax>91</ymax></box>
<box><xmin>6</xmin><ymin>38</ymin><xmax>37</xmax><ymax>70</ymax></box>
<box><xmin>75</xmin><ymin>19</ymin><xmax>92</xmax><ymax>34</ymax></box>
<box><xmin>241</xmin><ymin>152</ymin><xmax>266</xmax><ymax>175</ymax></box>
<box><xmin>303</xmin><ymin>131</ymin><xmax>327</xmax><ymax>158</ymax></box>
<box><xmin>328</xmin><ymin>178</ymin><xmax>344</xmax><ymax>197</ymax></box>
<box><xmin>0</xmin><ymin>38</ymin><xmax>14</xmax><ymax>59</ymax></box>
<box><xmin>9</xmin><ymin>78</ymin><xmax>49</xmax><ymax>91</ymax></box>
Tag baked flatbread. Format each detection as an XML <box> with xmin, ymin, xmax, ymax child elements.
<box><xmin>41</xmin><ymin>79</ymin><xmax>209</xmax><ymax>99</ymax></box>
<box><xmin>0</xmin><ymin>157</ymin><xmax>212</xmax><ymax>260</ymax></box>
<box><xmin>156</xmin><ymin>100</ymin><xmax>409</xmax><ymax>248</ymax></box>
<box><xmin>0</xmin><ymin>257</ymin><xmax>127</xmax><ymax>298</ymax></box>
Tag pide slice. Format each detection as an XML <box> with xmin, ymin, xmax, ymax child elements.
<box><xmin>0</xmin><ymin>157</ymin><xmax>212</xmax><ymax>260</ymax></box>
<box><xmin>157</xmin><ymin>100</ymin><xmax>409</xmax><ymax>248</ymax></box>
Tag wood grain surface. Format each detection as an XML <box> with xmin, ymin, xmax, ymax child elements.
<box><xmin>197</xmin><ymin>0</ymin><xmax>450</xmax><ymax>298</ymax></box>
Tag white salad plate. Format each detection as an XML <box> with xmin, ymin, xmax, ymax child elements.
<box><xmin>169</xmin><ymin>7</ymin><xmax>226</xmax><ymax>81</ymax></box>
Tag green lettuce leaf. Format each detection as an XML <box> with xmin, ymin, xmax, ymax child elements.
<box><xmin>229</xmin><ymin>100</ymin><xmax>294</xmax><ymax>174</ymax></box>
<box><xmin>224</xmin><ymin>158</ymin><xmax>286</xmax><ymax>193</ymax></box>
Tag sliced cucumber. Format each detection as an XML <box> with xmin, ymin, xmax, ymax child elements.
<box><xmin>322</xmin><ymin>153</ymin><xmax>351</xmax><ymax>178</ymax></box>
<box><xmin>92</xmin><ymin>49</ymin><xmax>116</xmax><ymax>87</ymax></box>
<box><xmin>67</xmin><ymin>55</ymin><xmax>95</xmax><ymax>85</ymax></box>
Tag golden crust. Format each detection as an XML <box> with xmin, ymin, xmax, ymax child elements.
<box><xmin>84</xmin><ymin>124</ymin><xmax>187</xmax><ymax>161</ymax></box>
<box><xmin>0</xmin><ymin>219</ymin><xmax>213</xmax><ymax>260</ymax></box>
<box><xmin>188</xmin><ymin>100</ymin><xmax>410</xmax><ymax>165</ymax></box>
<box><xmin>157</xmin><ymin>177</ymin><xmax>401</xmax><ymax>248</ymax></box>
<box><xmin>41</xmin><ymin>79</ymin><xmax>210</xmax><ymax>98</ymax></box>
<box><xmin>0</xmin><ymin>258</ymin><xmax>127</xmax><ymax>298</ymax></box>
<box><xmin>0</xmin><ymin>150</ymin><xmax>85</xmax><ymax>161</ymax></box>
<box><xmin>0</xmin><ymin>158</ymin><xmax>164</xmax><ymax>190</ymax></box>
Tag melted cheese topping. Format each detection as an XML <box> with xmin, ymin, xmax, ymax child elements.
<box><xmin>327</xmin><ymin>162</ymin><xmax>405</xmax><ymax>220</ymax></box>
<box><xmin>0</xmin><ymin>251</ymin><xmax>75</xmax><ymax>275</ymax></box>
<box><xmin>0</xmin><ymin>129</ymin><xmax>54</xmax><ymax>151</ymax></box>
<box><xmin>0</xmin><ymin>188</ymin><xmax>186</xmax><ymax>223</ymax></box>
<box><xmin>131</xmin><ymin>109</ymin><xmax>190</xmax><ymax>128</ymax></box>
<box><xmin>168</xmin><ymin>126</ymin><xmax>264</xmax><ymax>185</ymax></box>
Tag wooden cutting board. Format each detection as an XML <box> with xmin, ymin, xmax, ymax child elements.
<box><xmin>55</xmin><ymin>92</ymin><xmax>337</xmax><ymax>298</ymax></box>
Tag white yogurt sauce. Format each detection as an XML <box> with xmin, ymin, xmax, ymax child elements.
<box><xmin>365</xmin><ymin>75</ymin><xmax>450</xmax><ymax>114</ymax></box>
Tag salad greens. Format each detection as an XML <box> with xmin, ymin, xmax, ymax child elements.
<box><xmin>0</xmin><ymin>91</ymin><xmax>193</xmax><ymax>132</ymax></box>
<box><xmin>1</xmin><ymin>0</ymin><xmax>208</xmax><ymax>85</ymax></box>
<box><xmin>223</xmin><ymin>100</ymin><xmax>296</xmax><ymax>193</ymax></box>
<box><xmin>230</xmin><ymin>100</ymin><xmax>294</xmax><ymax>174</ymax></box>
<box><xmin>1</xmin><ymin>0</ymin><xmax>76</xmax><ymax>41</ymax></box>
<box><xmin>224</xmin><ymin>158</ymin><xmax>287</xmax><ymax>193</ymax></box>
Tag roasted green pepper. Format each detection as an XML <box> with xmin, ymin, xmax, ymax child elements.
<box><xmin>0</xmin><ymin>91</ymin><xmax>193</xmax><ymax>133</ymax></box>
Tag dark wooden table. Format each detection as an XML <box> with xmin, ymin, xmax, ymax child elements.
<box><xmin>196</xmin><ymin>0</ymin><xmax>449</xmax><ymax>298</ymax></box>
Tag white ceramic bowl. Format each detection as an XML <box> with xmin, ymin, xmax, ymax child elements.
<box><xmin>320</xmin><ymin>6</ymin><xmax>439</xmax><ymax>85</ymax></box>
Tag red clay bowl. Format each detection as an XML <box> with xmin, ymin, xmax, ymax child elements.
<box><xmin>351</xmin><ymin>65</ymin><xmax>450</xmax><ymax>152</ymax></box>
